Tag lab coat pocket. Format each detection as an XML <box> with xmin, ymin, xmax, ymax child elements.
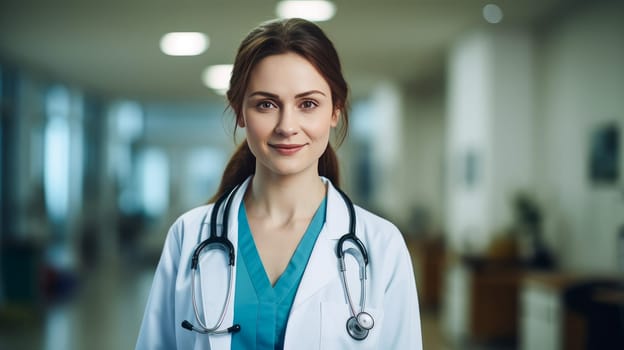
<box><xmin>320</xmin><ymin>302</ymin><xmax>384</xmax><ymax>350</ymax></box>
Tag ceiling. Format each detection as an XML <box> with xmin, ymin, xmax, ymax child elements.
<box><xmin>0</xmin><ymin>0</ymin><xmax>566</xmax><ymax>103</ymax></box>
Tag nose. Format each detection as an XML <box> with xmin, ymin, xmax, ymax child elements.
<box><xmin>274</xmin><ymin>108</ymin><xmax>298</xmax><ymax>137</ymax></box>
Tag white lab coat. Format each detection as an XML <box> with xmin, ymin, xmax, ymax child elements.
<box><xmin>136</xmin><ymin>177</ymin><xmax>422</xmax><ymax>349</ymax></box>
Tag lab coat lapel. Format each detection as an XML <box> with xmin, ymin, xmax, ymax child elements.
<box><xmin>198</xmin><ymin>178</ymin><xmax>250</xmax><ymax>350</ymax></box>
<box><xmin>292</xmin><ymin>180</ymin><xmax>350</xmax><ymax>307</ymax></box>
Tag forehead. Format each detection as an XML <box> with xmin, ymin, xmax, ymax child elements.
<box><xmin>246</xmin><ymin>52</ymin><xmax>331</xmax><ymax>97</ymax></box>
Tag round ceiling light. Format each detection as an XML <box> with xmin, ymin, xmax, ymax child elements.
<box><xmin>276</xmin><ymin>0</ymin><xmax>336</xmax><ymax>22</ymax></box>
<box><xmin>160</xmin><ymin>32</ymin><xmax>209</xmax><ymax>56</ymax></box>
<box><xmin>483</xmin><ymin>4</ymin><xmax>504</xmax><ymax>24</ymax></box>
<box><xmin>202</xmin><ymin>64</ymin><xmax>233</xmax><ymax>95</ymax></box>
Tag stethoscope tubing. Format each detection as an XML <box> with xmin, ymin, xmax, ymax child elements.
<box><xmin>339</xmin><ymin>248</ymin><xmax>367</xmax><ymax>321</ymax></box>
<box><xmin>189</xmin><ymin>264</ymin><xmax>235</xmax><ymax>334</ymax></box>
<box><xmin>185</xmin><ymin>185</ymin><xmax>241</xmax><ymax>334</ymax></box>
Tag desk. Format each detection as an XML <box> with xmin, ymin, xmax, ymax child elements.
<box><xmin>593</xmin><ymin>288</ymin><xmax>624</xmax><ymax>305</ymax></box>
<box><xmin>442</xmin><ymin>258</ymin><xmax>524</xmax><ymax>346</ymax></box>
<box><xmin>406</xmin><ymin>237</ymin><xmax>445</xmax><ymax>309</ymax></box>
<box><xmin>521</xmin><ymin>272</ymin><xmax>624</xmax><ymax>350</ymax></box>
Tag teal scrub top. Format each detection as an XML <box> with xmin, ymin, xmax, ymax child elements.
<box><xmin>231</xmin><ymin>198</ymin><xmax>327</xmax><ymax>350</ymax></box>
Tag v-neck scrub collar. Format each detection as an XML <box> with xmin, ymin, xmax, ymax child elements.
<box><xmin>231</xmin><ymin>196</ymin><xmax>327</xmax><ymax>350</ymax></box>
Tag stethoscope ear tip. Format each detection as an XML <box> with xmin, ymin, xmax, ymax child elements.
<box><xmin>182</xmin><ymin>320</ymin><xmax>194</xmax><ymax>331</ymax></box>
<box><xmin>228</xmin><ymin>324</ymin><xmax>241</xmax><ymax>333</ymax></box>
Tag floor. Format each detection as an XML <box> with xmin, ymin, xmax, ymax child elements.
<box><xmin>0</xmin><ymin>260</ymin><xmax>152</xmax><ymax>350</ymax></box>
<box><xmin>0</xmin><ymin>260</ymin><xmax>502</xmax><ymax>350</ymax></box>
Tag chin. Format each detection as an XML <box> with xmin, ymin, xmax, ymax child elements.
<box><xmin>263</xmin><ymin>162</ymin><xmax>318</xmax><ymax>178</ymax></box>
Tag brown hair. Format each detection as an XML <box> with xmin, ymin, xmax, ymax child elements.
<box><xmin>210</xmin><ymin>18</ymin><xmax>349</xmax><ymax>202</ymax></box>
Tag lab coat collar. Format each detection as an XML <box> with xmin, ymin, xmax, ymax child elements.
<box><xmin>292</xmin><ymin>176</ymin><xmax>350</xmax><ymax>307</ymax></box>
<box><xmin>321</xmin><ymin>176</ymin><xmax>351</xmax><ymax>239</ymax></box>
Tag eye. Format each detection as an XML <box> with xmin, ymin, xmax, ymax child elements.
<box><xmin>256</xmin><ymin>100</ymin><xmax>277</xmax><ymax>110</ymax></box>
<box><xmin>300</xmin><ymin>100</ymin><xmax>318</xmax><ymax>110</ymax></box>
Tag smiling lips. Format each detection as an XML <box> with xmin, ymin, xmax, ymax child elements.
<box><xmin>269</xmin><ymin>143</ymin><xmax>306</xmax><ymax>155</ymax></box>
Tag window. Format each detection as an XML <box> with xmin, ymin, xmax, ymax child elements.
<box><xmin>44</xmin><ymin>85</ymin><xmax>71</xmax><ymax>224</ymax></box>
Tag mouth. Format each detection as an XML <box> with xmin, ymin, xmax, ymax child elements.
<box><xmin>269</xmin><ymin>143</ymin><xmax>306</xmax><ymax>155</ymax></box>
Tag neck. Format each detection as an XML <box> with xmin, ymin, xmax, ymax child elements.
<box><xmin>245</xmin><ymin>171</ymin><xmax>326</xmax><ymax>222</ymax></box>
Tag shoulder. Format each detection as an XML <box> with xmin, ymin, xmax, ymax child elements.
<box><xmin>353</xmin><ymin>205</ymin><xmax>407</xmax><ymax>253</ymax></box>
<box><xmin>355</xmin><ymin>205</ymin><xmax>409</xmax><ymax>259</ymax></box>
<box><xmin>176</xmin><ymin>204</ymin><xmax>213</xmax><ymax>226</ymax></box>
<box><xmin>353</xmin><ymin>205</ymin><xmax>402</xmax><ymax>238</ymax></box>
<box><xmin>165</xmin><ymin>204</ymin><xmax>214</xmax><ymax>246</ymax></box>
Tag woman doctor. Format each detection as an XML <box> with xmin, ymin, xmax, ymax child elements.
<box><xmin>136</xmin><ymin>18</ymin><xmax>422</xmax><ymax>350</ymax></box>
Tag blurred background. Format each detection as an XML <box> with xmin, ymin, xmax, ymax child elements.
<box><xmin>0</xmin><ymin>0</ymin><xmax>623</xmax><ymax>349</ymax></box>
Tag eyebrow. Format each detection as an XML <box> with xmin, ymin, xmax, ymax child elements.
<box><xmin>247</xmin><ymin>90</ymin><xmax>327</xmax><ymax>99</ymax></box>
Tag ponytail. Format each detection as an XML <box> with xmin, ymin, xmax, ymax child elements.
<box><xmin>319</xmin><ymin>144</ymin><xmax>340</xmax><ymax>187</ymax></box>
<box><xmin>209</xmin><ymin>141</ymin><xmax>255</xmax><ymax>203</ymax></box>
<box><xmin>209</xmin><ymin>142</ymin><xmax>341</xmax><ymax>203</ymax></box>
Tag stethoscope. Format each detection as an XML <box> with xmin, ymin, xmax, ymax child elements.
<box><xmin>181</xmin><ymin>182</ymin><xmax>374</xmax><ymax>341</ymax></box>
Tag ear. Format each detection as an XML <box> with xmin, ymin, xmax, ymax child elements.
<box><xmin>330</xmin><ymin>108</ymin><xmax>340</xmax><ymax>127</ymax></box>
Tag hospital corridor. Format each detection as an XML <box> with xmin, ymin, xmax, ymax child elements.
<box><xmin>1</xmin><ymin>0</ymin><xmax>624</xmax><ymax>349</ymax></box>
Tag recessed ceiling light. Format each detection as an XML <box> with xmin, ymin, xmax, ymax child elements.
<box><xmin>160</xmin><ymin>32</ymin><xmax>209</xmax><ymax>56</ymax></box>
<box><xmin>276</xmin><ymin>0</ymin><xmax>336</xmax><ymax>22</ymax></box>
<box><xmin>483</xmin><ymin>4</ymin><xmax>503</xmax><ymax>24</ymax></box>
<box><xmin>202</xmin><ymin>64</ymin><xmax>233</xmax><ymax>95</ymax></box>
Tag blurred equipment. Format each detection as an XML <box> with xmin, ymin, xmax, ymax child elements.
<box><xmin>513</xmin><ymin>193</ymin><xmax>555</xmax><ymax>269</ymax></box>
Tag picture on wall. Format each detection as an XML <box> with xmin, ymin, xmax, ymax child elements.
<box><xmin>588</xmin><ymin>122</ymin><xmax>620</xmax><ymax>184</ymax></box>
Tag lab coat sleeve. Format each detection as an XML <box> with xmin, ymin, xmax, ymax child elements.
<box><xmin>135</xmin><ymin>219</ymin><xmax>183</xmax><ymax>350</ymax></box>
<box><xmin>380</xmin><ymin>232</ymin><xmax>423</xmax><ymax>349</ymax></box>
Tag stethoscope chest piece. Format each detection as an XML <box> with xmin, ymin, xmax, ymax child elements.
<box><xmin>346</xmin><ymin>311</ymin><xmax>374</xmax><ymax>340</ymax></box>
<box><xmin>356</xmin><ymin>311</ymin><xmax>374</xmax><ymax>330</ymax></box>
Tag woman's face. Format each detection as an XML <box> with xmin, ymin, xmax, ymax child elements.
<box><xmin>240</xmin><ymin>52</ymin><xmax>339</xmax><ymax>179</ymax></box>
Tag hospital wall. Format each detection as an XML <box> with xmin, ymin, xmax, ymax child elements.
<box><xmin>535</xmin><ymin>1</ymin><xmax>624</xmax><ymax>272</ymax></box>
<box><xmin>364</xmin><ymin>0</ymin><xmax>624</xmax><ymax>274</ymax></box>
<box><xmin>446</xmin><ymin>27</ymin><xmax>535</xmax><ymax>254</ymax></box>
